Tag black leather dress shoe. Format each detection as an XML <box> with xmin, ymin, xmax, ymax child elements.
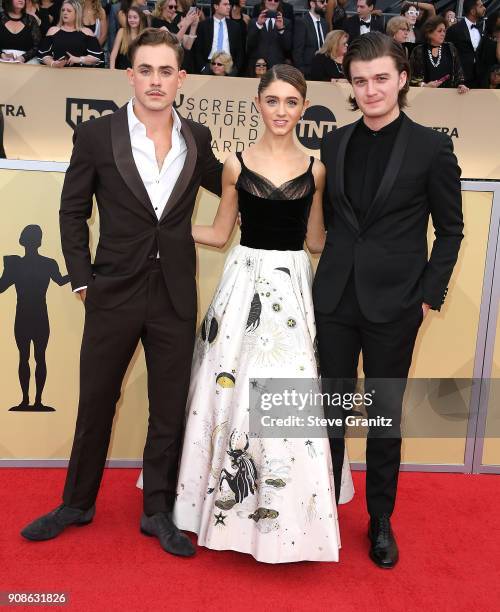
<box><xmin>140</xmin><ymin>512</ymin><xmax>195</xmax><ymax>557</ymax></box>
<box><xmin>21</xmin><ymin>504</ymin><xmax>95</xmax><ymax>541</ymax></box>
<box><xmin>368</xmin><ymin>515</ymin><xmax>399</xmax><ymax>569</ymax></box>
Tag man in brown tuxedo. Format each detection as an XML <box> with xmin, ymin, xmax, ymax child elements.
<box><xmin>21</xmin><ymin>29</ymin><xmax>223</xmax><ymax>556</ymax></box>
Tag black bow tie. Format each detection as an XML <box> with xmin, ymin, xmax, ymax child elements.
<box><xmin>360</xmin><ymin>19</ymin><xmax>371</xmax><ymax>26</ymax></box>
<box><xmin>471</xmin><ymin>23</ymin><xmax>482</xmax><ymax>30</ymax></box>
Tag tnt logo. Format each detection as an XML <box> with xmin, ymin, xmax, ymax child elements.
<box><xmin>296</xmin><ymin>105</ymin><xmax>337</xmax><ymax>150</ymax></box>
<box><xmin>66</xmin><ymin>98</ymin><xmax>119</xmax><ymax>129</ymax></box>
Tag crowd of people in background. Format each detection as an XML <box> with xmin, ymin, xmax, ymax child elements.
<box><xmin>0</xmin><ymin>0</ymin><xmax>499</xmax><ymax>88</ymax></box>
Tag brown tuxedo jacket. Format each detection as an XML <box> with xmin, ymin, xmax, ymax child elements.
<box><xmin>60</xmin><ymin>104</ymin><xmax>223</xmax><ymax>320</ymax></box>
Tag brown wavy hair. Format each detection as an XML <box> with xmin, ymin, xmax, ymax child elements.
<box><xmin>343</xmin><ymin>32</ymin><xmax>410</xmax><ymax>110</ymax></box>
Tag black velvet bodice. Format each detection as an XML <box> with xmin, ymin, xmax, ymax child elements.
<box><xmin>236</xmin><ymin>152</ymin><xmax>315</xmax><ymax>251</ymax></box>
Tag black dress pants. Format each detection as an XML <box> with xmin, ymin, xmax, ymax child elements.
<box><xmin>315</xmin><ymin>275</ymin><xmax>423</xmax><ymax>517</ymax></box>
<box><xmin>63</xmin><ymin>262</ymin><xmax>196</xmax><ymax>516</ymax></box>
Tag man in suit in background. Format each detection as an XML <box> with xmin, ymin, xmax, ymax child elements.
<box><xmin>194</xmin><ymin>0</ymin><xmax>244</xmax><ymax>74</ymax></box>
<box><xmin>446</xmin><ymin>0</ymin><xmax>486</xmax><ymax>88</ymax></box>
<box><xmin>314</xmin><ymin>33</ymin><xmax>463</xmax><ymax>569</ymax></box>
<box><xmin>293</xmin><ymin>0</ymin><xmax>328</xmax><ymax>77</ymax></box>
<box><xmin>21</xmin><ymin>29</ymin><xmax>223</xmax><ymax>556</ymax></box>
<box><xmin>344</xmin><ymin>0</ymin><xmax>384</xmax><ymax>42</ymax></box>
<box><xmin>247</xmin><ymin>0</ymin><xmax>293</xmax><ymax>69</ymax></box>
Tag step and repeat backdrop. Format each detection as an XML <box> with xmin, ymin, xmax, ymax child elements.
<box><xmin>2</xmin><ymin>64</ymin><xmax>500</xmax><ymax>178</ymax></box>
<box><xmin>1</xmin><ymin>65</ymin><xmax>499</xmax><ymax>468</ymax></box>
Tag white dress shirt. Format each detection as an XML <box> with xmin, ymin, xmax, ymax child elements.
<box><xmin>73</xmin><ymin>99</ymin><xmax>187</xmax><ymax>292</ymax></box>
<box><xmin>127</xmin><ymin>98</ymin><xmax>187</xmax><ymax>220</ymax></box>
<box><xmin>464</xmin><ymin>17</ymin><xmax>481</xmax><ymax>51</ymax></box>
<box><xmin>209</xmin><ymin>17</ymin><xmax>230</xmax><ymax>59</ymax></box>
<box><xmin>359</xmin><ymin>15</ymin><xmax>372</xmax><ymax>35</ymax></box>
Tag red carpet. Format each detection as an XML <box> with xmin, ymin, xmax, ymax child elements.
<box><xmin>1</xmin><ymin>469</ymin><xmax>499</xmax><ymax>611</ymax></box>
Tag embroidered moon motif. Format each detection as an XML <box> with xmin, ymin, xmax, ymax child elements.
<box><xmin>216</xmin><ymin>372</ymin><xmax>236</xmax><ymax>388</ymax></box>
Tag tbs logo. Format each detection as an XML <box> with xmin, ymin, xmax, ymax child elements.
<box><xmin>296</xmin><ymin>105</ymin><xmax>337</xmax><ymax>150</ymax></box>
<box><xmin>66</xmin><ymin>98</ymin><xmax>119</xmax><ymax>129</ymax></box>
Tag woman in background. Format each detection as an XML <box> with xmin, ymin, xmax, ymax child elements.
<box><xmin>410</xmin><ymin>15</ymin><xmax>467</xmax><ymax>92</ymax></box>
<box><xmin>401</xmin><ymin>1</ymin><xmax>435</xmax><ymax>44</ymax></box>
<box><xmin>38</xmin><ymin>0</ymin><xmax>103</xmax><ymax>67</ymax></box>
<box><xmin>0</xmin><ymin>0</ymin><xmax>41</xmax><ymax>63</ymax></box>
<box><xmin>309</xmin><ymin>29</ymin><xmax>348</xmax><ymax>82</ymax></box>
<box><xmin>81</xmin><ymin>0</ymin><xmax>107</xmax><ymax>47</ymax></box>
<box><xmin>209</xmin><ymin>50</ymin><xmax>233</xmax><ymax>75</ymax></box>
<box><xmin>109</xmin><ymin>5</ymin><xmax>146</xmax><ymax>68</ymax></box>
<box><xmin>386</xmin><ymin>15</ymin><xmax>413</xmax><ymax>57</ymax></box>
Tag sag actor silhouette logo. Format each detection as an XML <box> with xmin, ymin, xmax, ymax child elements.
<box><xmin>0</xmin><ymin>225</ymin><xmax>70</xmax><ymax>412</ymax></box>
<box><xmin>296</xmin><ymin>105</ymin><xmax>337</xmax><ymax>150</ymax></box>
<box><xmin>66</xmin><ymin>98</ymin><xmax>118</xmax><ymax>129</ymax></box>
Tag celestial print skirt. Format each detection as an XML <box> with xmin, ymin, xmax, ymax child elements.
<box><xmin>138</xmin><ymin>245</ymin><xmax>354</xmax><ymax>563</ymax></box>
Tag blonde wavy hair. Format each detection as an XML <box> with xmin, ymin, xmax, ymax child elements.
<box><xmin>58</xmin><ymin>0</ymin><xmax>84</xmax><ymax>31</ymax></box>
<box><xmin>386</xmin><ymin>16</ymin><xmax>410</xmax><ymax>38</ymax></box>
<box><xmin>211</xmin><ymin>51</ymin><xmax>233</xmax><ymax>75</ymax></box>
<box><xmin>81</xmin><ymin>0</ymin><xmax>103</xmax><ymax>20</ymax></box>
<box><xmin>153</xmin><ymin>0</ymin><xmax>175</xmax><ymax>19</ymax></box>
<box><xmin>317</xmin><ymin>30</ymin><xmax>348</xmax><ymax>59</ymax></box>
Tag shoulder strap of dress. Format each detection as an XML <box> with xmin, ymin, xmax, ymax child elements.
<box><xmin>235</xmin><ymin>151</ymin><xmax>245</xmax><ymax>167</ymax></box>
<box><xmin>308</xmin><ymin>156</ymin><xmax>315</xmax><ymax>171</ymax></box>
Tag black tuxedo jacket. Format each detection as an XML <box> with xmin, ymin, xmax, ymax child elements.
<box><xmin>313</xmin><ymin>114</ymin><xmax>463</xmax><ymax>323</ymax></box>
<box><xmin>247</xmin><ymin>17</ymin><xmax>293</xmax><ymax>68</ymax></box>
<box><xmin>292</xmin><ymin>13</ymin><xmax>328</xmax><ymax>77</ymax></box>
<box><xmin>193</xmin><ymin>17</ymin><xmax>244</xmax><ymax>75</ymax></box>
<box><xmin>344</xmin><ymin>14</ymin><xmax>384</xmax><ymax>41</ymax></box>
<box><xmin>60</xmin><ymin>105</ymin><xmax>222</xmax><ymax>320</ymax></box>
<box><xmin>445</xmin><ymin>19</ymin><xmax>484</xmax><ymax>87</ymax></box>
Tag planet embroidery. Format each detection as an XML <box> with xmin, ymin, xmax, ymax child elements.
<box><xmin>216</xmin><ymin>372</ymin><xmax>236</xmax><ymax>388</ymax></box>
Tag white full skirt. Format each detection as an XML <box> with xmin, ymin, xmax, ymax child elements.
<box><xmin>138</xmin><ymin>245</ymin><xmax>354</xmax><ymax>563</ymax></box>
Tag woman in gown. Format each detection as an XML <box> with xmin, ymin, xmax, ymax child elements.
<box><xmin>138</xmin><ymin>64</ymin><xmax>354</xmax><ymax>563</ymax></box>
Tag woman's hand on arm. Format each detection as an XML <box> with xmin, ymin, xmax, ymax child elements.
<box><xmin>306</xmin><ymin>159</ymin><xmax>327</xmax><ymax>254</ymax></box>
<box><xmin>192</xmin><ymin>154</ymin><xmax>240</xmax><ymax>248</ymax></box>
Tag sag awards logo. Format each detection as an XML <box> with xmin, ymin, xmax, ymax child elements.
<box><xmin>296</xmin><ymin>105</ymin><xmax>337</xmax><ymax>150</ymax></box>
<box><xmin>65</xmin><ymin>98</ymin><xmax>118</xmax><ymax>129</ymax></box>
<box><xmin>174</xmin><ymin>93</ymin><xmax>260</xmax><ymax>153</ymax></box>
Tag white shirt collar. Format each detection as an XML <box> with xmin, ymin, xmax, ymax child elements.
<box><xmin>309</xmin><ymin>11</ymin><xmax>320</xmax><ymax>21</ymax></box>
<box><xmin>360</xmin><ymin>15</ymin><xmax>372</xmax><ymax>23</ymax></box>
<box><xmin>213</xmin><ymin>16</ymin><xmax>226</xmax><ymax>24</ymax></box>
<box><xmin>127</xmin><ymin>98</ymin><xmax>182</xmax><ymax>136</ymax></box>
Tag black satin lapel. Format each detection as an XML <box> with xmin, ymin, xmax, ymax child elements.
<box><xmin>111</xmin><ymin>106</ymin><xmax>156</xmax><ymax>220</ymax></box>
<box><xmin>335</xmin><ymin>121</ymin><xmax>360</xmax><ymax>232</ymax></box>
<box><xmin>159</xmin><ymin>117</ymin><xmax>197</xmax><ymax>222</ymax></box>
<box><xmin>362</xmin><ymin>115</ymin><xmax>411</xmax><ymax>228</ymax></box>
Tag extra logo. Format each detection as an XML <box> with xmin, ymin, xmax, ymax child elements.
<box><xmin>66</xmin><ymin>98</ymin><xmax>118</xmax><ymax>129</ymax></box>
<box><xmin>296</xmin><ymin>105</ymin><xmax>337</xmax><ymax>150</ymax></box>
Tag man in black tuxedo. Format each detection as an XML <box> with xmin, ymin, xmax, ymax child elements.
<box><xmin>446</xmin><ymin>0</ymin><xmax>486</xmax><ymax>88</ymax></box>
<box><xmin>21</xmin><ymin>29</ymin><xmax>223</xmax><ymax>556</ymax></box>
<box><xmin>293</xmin><ymin>0</ymin><xmax>328</xmax><ymax>77</ymax></box>
<box><xmin>247</xmin><ymin>1</ymin><xmax>293</xmax><ymax>69</ymax></box>
<box><xmin>193</xmin><ymin>0</ymin><xmax>244</xmax><ymax>74</ymax></box>
<box><xmin>314</xmin><ymin>33</ymin><xmax>463</xmax><ymax>568</ymax></box>
<box><xmin>344</xmin><ymin>0</ymin><xmax>384</xmax><ymax>42</ymax></box>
